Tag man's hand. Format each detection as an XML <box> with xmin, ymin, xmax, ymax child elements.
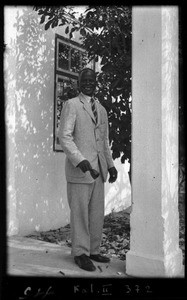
<box><xmin>77</xmin><ymin>160</ymin><xmax>92</xmax><ymax>173</ymax></box>
<box><xmin>108</xmin><ymin>167</ymin><xmax>118</xmax><ymax>183</ymax></box>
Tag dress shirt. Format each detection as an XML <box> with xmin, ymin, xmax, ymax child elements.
<box><xmin>81</xmin><ymin>92</ymin><xmax>91</xmax><ymax>103</ymax></box>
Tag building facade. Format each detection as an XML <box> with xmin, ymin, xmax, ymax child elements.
<box><xmin>5</xmin><ymin>6</ymin><xmax>131</xmax><ymax>236</ymax></box>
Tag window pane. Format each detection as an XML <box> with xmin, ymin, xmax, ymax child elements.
<box><xmin>56</xmin><ymin>80</ymin><xmax>64</xmax><ymax>132</ymax></box>
<box><xmin>62</xmin><ymin>77</ymin><xmax>78</xmax><ymax>100</ymax></box>
<box><xmin>58</xmin><ymin>42</ymin><xmax>70</xmax><ymax>70</ymax></box>
<box><xmin>81</xmin><ymin>51</ymin><xmax>95</xmax><ymax>69</ymax></box>
<box><xmin>70</xmin><ymin>48</ymin><xmax>81</xmax><ymax>73</ymax></box>
<box><xmin>55</xmin><ymin>76</ymin><xmax>78</xmax><ymax>148</ymax></box>
<box><xmin>56</xmin><ymin>77</ymin><xmax>78</xmax><ymax>126</ymax></box>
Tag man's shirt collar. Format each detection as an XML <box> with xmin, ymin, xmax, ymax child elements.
<box><xmin>80</xmin><ymin>92</ymin><xmax>92</xmax><ymax>103</ymax></box>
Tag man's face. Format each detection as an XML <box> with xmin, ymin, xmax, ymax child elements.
<box><xmin>79</xmin><ymin>70</ymin><xmax>96</xmax><ymax>96</ymax></box>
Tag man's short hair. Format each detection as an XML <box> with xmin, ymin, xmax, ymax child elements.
<box><xmin>78</xmin><ymin>68</ymin><xmax>96</xmax><ymax>83</ymax></box>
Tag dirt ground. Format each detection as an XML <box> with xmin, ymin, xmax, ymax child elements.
<box><xmin>26</xmin><ymin>194</ymin><xmax>185</xmax><ymax>265</ymax></box>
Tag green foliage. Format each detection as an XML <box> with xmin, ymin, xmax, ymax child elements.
<box><xmin>33</xmin><ymin>6</ymin><xmax>132</xmax><ymax>174</ymax></box>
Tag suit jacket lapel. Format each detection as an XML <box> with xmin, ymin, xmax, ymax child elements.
<box><xmin>79</xmin><ymin>93</ymin><xmax>96</xmax><ymax>124</ymax></box>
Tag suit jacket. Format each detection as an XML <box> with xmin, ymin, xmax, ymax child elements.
<box><xmin>58</xmin><ymin>93</ymin><xmax>114</xmax><ymax>183</ymax></box>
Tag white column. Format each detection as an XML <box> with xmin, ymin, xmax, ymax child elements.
<box><xmin>126</xmin><ymin>6</ymin><xmax>183</xmax><ymax>277</ymax></box>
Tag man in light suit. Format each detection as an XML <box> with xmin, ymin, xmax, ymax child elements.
<box><xmin>59</xmin><ymin>68</ymin><xmax>118</xmax><ymax>271</ymax></box>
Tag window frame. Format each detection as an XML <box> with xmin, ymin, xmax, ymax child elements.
<box><xmin>53</xmin><ymin>34</ymin><xmax>95</xmax><ymax>152</ymax></box>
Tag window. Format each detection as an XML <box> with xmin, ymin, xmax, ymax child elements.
<box><xmin>53</xmin><ymin>34</ymin><xmax>95</xmax><ymax>151</ymax></box>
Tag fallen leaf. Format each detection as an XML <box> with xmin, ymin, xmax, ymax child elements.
<box><xmin>97</xmin><ymin>265</ymin><xmax>102</xmax><ymax>272</ymax></box>
<box><xmin>59</xmin><ymin>271</ymin><xmax>65</xmax><ymax>276</ymax></box>
<box><xmin>117</xmin><ymin>272</ymin><xmax>122</xmax><ymax>275</ymax></box>
<box><xmin>108</xmin><ymin>249</ymin><xmax>115</xmax><ymax>254</ymax></box>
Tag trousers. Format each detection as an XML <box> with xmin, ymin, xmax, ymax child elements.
<box><xmin>67</xmin><ymin>174</ymin><xmax>104</xmax><ymax>256</ymax></box>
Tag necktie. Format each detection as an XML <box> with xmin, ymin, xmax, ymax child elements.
<box><xmin>91</xmin><ymin>98</ymin><xmax>98</xmax><ymax>124</ymax></box>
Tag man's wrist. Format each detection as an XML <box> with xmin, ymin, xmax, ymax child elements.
<box><xmin>108</xmin><ymin>166</ymin><xmax>115</xmax><ymax>172</ymax></box>
<box><xmin>108</xmin><ymin>166</ymin><xmax>114</xmax><ymax>170</ymax></box>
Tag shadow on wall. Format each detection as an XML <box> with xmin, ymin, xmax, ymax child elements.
<box><xmin>105</xmin><ymin>160</ymin><xmax>131</xmax><ymax>215</ymax></box>
<box><xmin>5</xmin><ymin>7</ymin><xmax>69</xmax><ymax>236</ymax></box>
<box><xmin>5</xmin><ymin>7</ymin><xmax>131</xmax><ymax>236</ymax></box>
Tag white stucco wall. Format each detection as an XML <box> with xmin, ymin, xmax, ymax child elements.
<box><xmin>4</xmin><ymin>6</ymin><xmax>131</xmax><ymax>236</ymax></box>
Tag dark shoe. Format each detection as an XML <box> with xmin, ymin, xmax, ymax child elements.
<box><xmin>74</xmin><ymin>254</ymin><xmax>96</xmax><ymax>271</ymax></box>
<box><xmin>90</xmin><ymin>254</ymin><xmax>110</xmax><ymax>263</ymax></box>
